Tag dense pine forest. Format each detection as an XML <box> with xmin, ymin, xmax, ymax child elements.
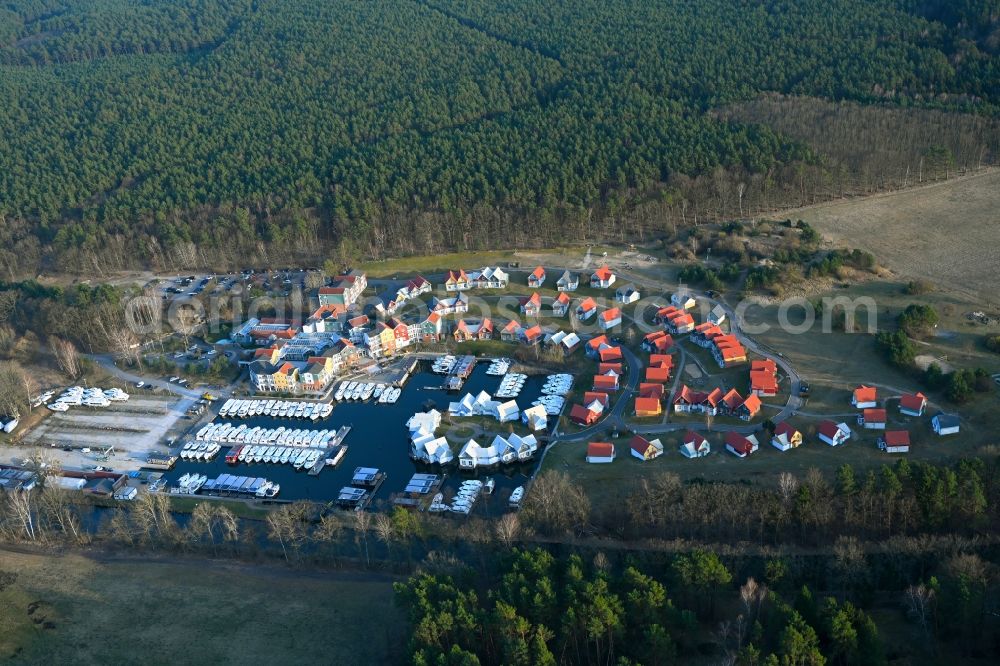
<box><xmin>0</xmin><ymin>0</ymin><xmax>998</xmax><ymax>273</ymax></box>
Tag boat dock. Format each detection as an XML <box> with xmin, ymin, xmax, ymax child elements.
<box><xmin>445</xmin><ymin>355</ymin><xmax>476</xmax><ymax>391</ymax></box>
<box><xmin>142</xmin><ymin>452</ymin><xmax>177</xmax><ymax>470</ymax></box>
<box><xmin>336</xmin><ymin>467</ymin><xmax>386</xmax><ymax>511</ymax></box>
<box><xmin>307</xmin><ymin>444</ymin><xmax>348</xmax><ymax>475</ymax></box>
<box><xmin>306</xmin><ymin>426</ymin><xmax>353</xmax><ymax>475</ymax></box>
<box><xmin>200</xmin><ymin>474</ymin><xmax>277</xmax><ymax>498</ymax></box>
<box><xmin>393</xmin><ymin>472</ymin><xmax>445</xmax><ymax>510</ymax></box>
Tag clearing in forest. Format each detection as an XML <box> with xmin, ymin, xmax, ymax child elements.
<box><xmin>785</xmin><ymin>170</ymin><xmax>1000</xmax><ymax>298</ymax></box>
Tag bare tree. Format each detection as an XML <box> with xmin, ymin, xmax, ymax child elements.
<box><xmin>51</xmin><ymin>337</ymin><xmax>81</xmax><ymax>379</ymax></box>
<box><xmin>374</xmin><ymin>512</ymin><xmax>395</xmax><ymax>559</ymax></box>
<box><xmin>494</xmin><ymin>512</ymin><xmax>521</xmax><ymax>548</ymax></box>
<box><xmin>7</xmin><ymin>490</ymin><xmax>38</xmax><ymax>542</ymax></box>
<box><xmin>905</xmin><ymin>583</ymin><xmax>936</xmax><ymax>637</ymax></box>
<box><xmin>520</xmin><ymin>471</ymin><xmax>590</xmax><ymax>536</ymax></box>
<box><xmin>354</xmin><ymin>510</ymin><xmax>372</xmax><ymax>567</ymax></box>
<box><xmin>38</xmin><ymin>485</ymin><xmax>85</xmax><ymax>544</ymax></box>
<box><xmin>778</xmin><ymin>472</ymin><xmax>798</xmax><ymax>504</ymax></box>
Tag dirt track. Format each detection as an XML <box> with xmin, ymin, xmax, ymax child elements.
<box><xmin>784</xmin><ymin>169</ymin><xmax>1000</xmax><ymax>299</ymax></box>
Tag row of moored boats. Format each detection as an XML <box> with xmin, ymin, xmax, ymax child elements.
<box><xmin>174</xmin><ymin>473</ymin><xmax>279</xmax><ymax>497</ymax></box>
<box><xmin>195</xmin><ymin>422</ymin><xmax>336</xmax><ymax>447</ymax></box>
<box><xmin>485</xmin><ymin>358</ymin><xmax>511</xmax><ymax>375</ymax></box>
<box><xmin>428</xmin><ymin>478</ymin><xmax>494</xmax><ymax>514</ymax></box>
<box><xmin>218</xmin><ymin>398</ymin><xmax>332</xmax><ymax>420</ymax></box>
<box><xmin>224</xmin><ymin>444</ymin><xmax>322</xmax><ymax>469</ymax></box>
<box><xmin>47</xmin><ymin>386</ymin><xmax>129</xmax><ymax>411</ymax></box>
<box><xmin>431</xmin><ymin>355</ymin><xmax>459</xmax><ymax>374</ymax></box>
<box><xmin>494</xmin><ymin>373</ymin><xmax>527</xmax><ymax>398</ymax></box>
<box><xmin>333</xmin><ymin>381</ymin><xmax>400</xmax><ymax>404</ymax></box>
<box><xmin>179</xmin><ymin>442</ymin><xmax>222</xmax><ymax>461</ymax></box>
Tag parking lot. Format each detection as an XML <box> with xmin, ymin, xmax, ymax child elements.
<box><xmin>12</xmin><ymin>394</ymin><xmax>197</xmax><ymax>472</ymax></box>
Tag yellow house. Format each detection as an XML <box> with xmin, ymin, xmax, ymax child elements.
<box><xmin>272</xmin><ymin>362</ymin><xmax>300</xmax><ymax>393</ymax></box>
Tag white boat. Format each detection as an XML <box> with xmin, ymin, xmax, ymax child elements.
<box><xmin>373</xmin><ymin>384</ymin><xmax>384</xmax><ymax>399</ymax></box>
<box><xmin>320</xmin><ymin>404</ymin><xmax>333</xmax><ymax>418</ymax></box>
<box><xmin>509</xmin><ymin>486</ymin><xmax>524</xmax><ymax>506</ymax></box>
<box><xmin>334</xmin><ymin>383</ymin><xmax>347</xmax><ymax>401</ymax></box>
<box><xmin>351</xmin><ymin>383</ymin><xmax>365</xmax><ymax>400</ymax></box>
<box><xmin>280</xmin><ymin>448</ymin><xmax>292</xmax><ymax>464</ymax></box>
<box><xmin>386</xmin><ymin>387</ymin><xmax>401</xmax><ymax>404</ymax></box>
<box><xmin>361</xmin><ymin>383</ymin><xmax>376</xmax><ymax>401</ymax></box>
<box><xmin>483</xmin><ymin>478</ymin><xmax>495</xmax><ymax>494</ymax></box>
<box><xmin>48</xmin><ymin>402</ymin><xmax>69</xmax><ymax>412</ymax></box>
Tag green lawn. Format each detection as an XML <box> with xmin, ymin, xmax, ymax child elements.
<box><xmin>0</xmin><ymin>549</ymin><xmax>402</xmax><ymax>665</ymax></box>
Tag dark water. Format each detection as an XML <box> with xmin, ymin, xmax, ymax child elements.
<box><xmin>162</xmin><ymin>362</ymin><xmax>549</xmax><ymax>513</ymax></box>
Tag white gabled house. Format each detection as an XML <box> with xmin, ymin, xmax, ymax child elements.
<box><xmin>671</xmin><ymin>292</ymin><xmax>696</xmax><ymax>310</ymax></box>
<box><xmin>615</xmin><ymin>283</ymin><xmax>640</xmax><ymax>304</ymax></box>
<box><xmin>708</xmin><ymin>304</ymin><xmax>726</xmax><ymax>325</ymax></box>
<box><xmin>679</xmin><ymin>431</ymin><xmax>710</xmax><ymax>458</ymax></box>
<box><xmin>521</xmin><ymin>404</ymin><xmax>548</xmax><ymax>431</ymax></box>
<box><xmin>590</xmin><ymin>265</ymin><xmax>616</xmax><ymax>289</ymax></box>
<box><xmin>556</xmin><ymin>270</ymin><xmax>579</xmax><ymax>292</ymax></box>
<box><xmin>492</xmin><ymin>399</ymin><xmax>520</xmax><ymax>423</ymax></box>
<box><xmin>817</xmin><ymin>419</ymin><xmax>851</xmax><ymax>446</ymax></box>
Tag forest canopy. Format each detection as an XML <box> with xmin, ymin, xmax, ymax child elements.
<box><xmin>0</xmin><ymin>0</ymin><xmax>997</xmax><ymax>273</ymax></box>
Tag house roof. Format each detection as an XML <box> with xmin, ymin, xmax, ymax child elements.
<box><xmin>634</xmin><ymin>397</ymin><xmax>661</xmax><ymax>413</ymax></box>
<box><xmin>750</xmin><ymin>370</ymin><xmax>778</xmax><ymax>392</ymax></box>
<box><xmin>818</xmin><ymin>420</ymin><xmax>842</xmax><ymax>439</ymax></box>
<box><xmin>592</xmin><ymin>265</ymin><xmax>613</xmax><ymax>281</ymax></box>
<box><xmin>598</xmin><ymin>347</ymin><xmax>623</xmax><ymax>362</ymax></box>
<box><xmin>883</xmin><ymin>430</ymin><xmax>910</xmax><ymax>447</ymax></box>
<box><xmin>721</xmin><ymin>388</ymin><xmax>744</xmax><ymax>411</ymax></box>
<box><xmin>854</xmin><ymin>385</ymin><xmax>877</xmax><ymax>403</ymax></box>
<box><xmin>555</xmin><ymin>292</ymin><xmax>571</xmax><ymax>305</ymax></box>
<box><xmin>587</xmin><ymin>334</ymin><xmax>610</xmax><ymax>350</ymax></box>
<box><xmin>583</xmin><ymin>391</ymin><xmax>610</xmax><ymax>407</ymax></box>
<box><xmin>638</xmin><ymin>383</ymin><xmax>665</xmax><ymax>398</ymax></box>
<box><xmin>503</xmin><ymin>319</ymin><xmax>521</xmax><ymax>333</ymax></box>
<box><xmin>406</xmin><ymin>275</ymin><xmax>429</xmax><ymax>290</ymax></box>
<box><xmin>426</xmin><ymin>312</ymin><xmax>441</xmax><ymax>324</ymax></box>
<box><xmin>740</xmin><ymin>394</ymin><xmax>762</xmax><ymax>413</ymax></box>
<box><xmin>863</xmin><ymin>408</ymin><xmax>887</xmax><ymax>422</ymax></box>
<box><xmin>599</xmin><ymin>362</ymin><xmax>623</xmax><ymax>374</ymax></box>
<box><xmin>933</xmin><ymin>413</ymin><xmax>960</xmax><ymax>428</ymax></box>
<box><xmin>447</xmin><ymin>269</ymin><xmax>469</xmax><ymax>282</ymax></box>
<box><xmin>773</xmin><ymin>421</ymin><xmax>799</xmax><ymax>438</ymax></box>
<box><xmin>578</xmin><ymin>297</ymin><xmax>598</xmax><ymax>312</ymax></box>
<box><xmin>558</xmin><ymin>270</ymin><xmax>577</xmax><ymax>283</ymax></box>
<box><xmin>725</xmin><ymin>431</ymin><xmax>755</xmax><ymax>454</ymax></box>
<box><xmin>600</xmin><ymin>307</ymin><xmax>622</xmax><ymax>322</ymax></box>
<box><xmin>645</xmin><ymin>365</ymin><xmax>671</xmax><ymax>382</ymax></box>
<box><xmin>616</xmin><ymin>283</ymin><xmax>638</xmax><ymax>296</ymax></box>
<box><xmin>348</xmin><ymin>314</ymin><xmax>369</xmax><ymax>328</ymax></box>
<box><xmin>570</xmin><ymin>404</ymin><xmax>597</xmax><ymax>423</ymax></box>
<box><xmin>593</xmin><ymin>374</ymin><xmax>618</xmax><ymax>389</ymax></box>
<box><xmin>523</xmin><ymin>325</ymin><xmax>543</xmax><ymax>341</ymax></box>
<box><xmin>751</xmin><ymin>359</ymin><xmax>777</xmax><ymax>374</ymax></box>
<box><xmin>522</xmin><ymin>292</ymin><xmax>542</xmax><ymax>308</ymax></box>
<box><xmin>899</xmin><ymin>393</ymin><xmax>926</xmax><ymax>411</ymax></box>
<box><xmin>649</xmin><ymin>354</ymin><xmax>674</xmax><ymax>367</ymax></box>
<box><xmin>684</xmin><ymin>430</ymin><xmax>708</xmax><ymax>447</ymax></box>
<box><xmin>531</xmin><ymin>265</ymin><xmax>545</xmax><ymax>279</ymax></box>
<box><xmin>587</xmin><ymin>442</ymin><xmax>614</xmax><ymax>457</ymax></box>
<box><xmin>629</xmin><ymin>435</ymin><xmax>656</xmax><ymax>454</ymax></box>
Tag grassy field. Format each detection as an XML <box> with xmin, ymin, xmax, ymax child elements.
<box><xmin>0</xmin><ymin>549</ymin><xmax>402</xmax><ymax>665</ymax></box>
<box><xmin>785</xmin><ymin>169</ymin><xmax>1000</xmax><ymax>299</ymax></box>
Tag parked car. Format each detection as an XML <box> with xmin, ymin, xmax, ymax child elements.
<box><xmin>169</xmin><ymin>376</ymin><xmax>180</xmax><ymax>382</ymax></box>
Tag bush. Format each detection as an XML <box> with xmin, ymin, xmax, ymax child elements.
<box><xmin>898</xmin><ymin>303</ymin><xmax>939</xmax><ymax>338</ymax></box>
<box><xmin>904</xmin><ymin>280</ymin><xmax>934</xmax><ymax>295</ymax></box>
<box><xmin>876</xmin><ymin>330</ymin><xmax>915</xmax><ymax>368</ymax></box>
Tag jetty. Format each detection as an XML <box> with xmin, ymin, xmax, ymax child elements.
<box><xmin>445</xmin><ymin>355</ymin><xmax>476</xmax><ymax>391</ymax></box>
